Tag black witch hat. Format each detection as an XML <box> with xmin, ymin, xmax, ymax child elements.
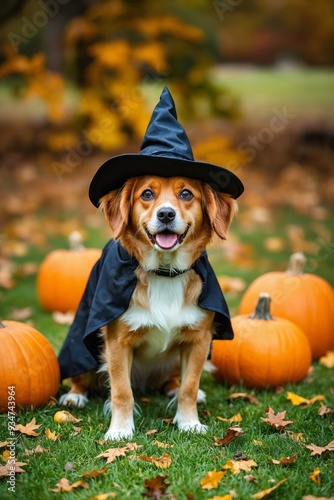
<box><xmin>89</xmin><ymin>86</ymin><xmax>244</xmax><ymax>207</ymax></box>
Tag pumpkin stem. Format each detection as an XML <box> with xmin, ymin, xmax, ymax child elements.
<box><xmin>69</xmin><ymin>231</ymin><xmax>85</xmax><ymax>251</ymax></box>
<box><xmin>248</xmin><ymin>292</ymin><xmax>274</xmax><ymax>320</ymax></box>
<box><xmin>286</xmin><ymin>252</ymin><xmax>306</xmax><ymax>276</ymax></box>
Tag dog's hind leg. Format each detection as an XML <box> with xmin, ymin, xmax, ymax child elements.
<box><xmin>59</xmin><ymin>372</ymin><xmax>92</xmax><ymax>408</ymax></box>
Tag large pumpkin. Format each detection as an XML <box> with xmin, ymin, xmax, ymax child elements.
<box><xmin>37</xmin><ymin>231</ymin><xmax>101</xmax><ymax>313</ymax></box>
<box><xmin>0</xmin><ymin>321</ymin><xmax>60</xmax><ymax>411</ymax></box>
<box><xmin>238</xmin><ymin>252</ymin><xmax>334</xmax><ymax>360</ymax></box>
<box><xmin>212</xmin><ymin>293</ymin><xmax>312</xmax><ymax>389</ymax></box>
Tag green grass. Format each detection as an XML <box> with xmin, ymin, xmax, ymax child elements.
<box><xmin>0</xmin><ymin>203</ymin><xmax>333</xmax><ymax>499</ymax></box>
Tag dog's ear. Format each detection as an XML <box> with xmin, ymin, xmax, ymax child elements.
<box><xmin>202</xmin><ymin>184</ymin><xmax>238</xmax><ymax>240</ymax></box>
<box><xmin>99</xmin><ymin>179</ymin><xmax>137</xmax><ymax>240</ymax></box>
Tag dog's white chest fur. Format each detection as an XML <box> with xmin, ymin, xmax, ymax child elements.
<box><xmin>121</xmin><ymin>273</ymin><xmax>205</xmax><ymax>356</ymax></box>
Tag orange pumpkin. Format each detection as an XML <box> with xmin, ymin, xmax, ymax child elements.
<box><xmin>238</xmin><ymin>253</ymin><xmax>334</xmax><ymax>360</ymax></box>
<box><xmin>0</xmin><ymin>321</ymin><xmax>60</xmax><ymax>411</ymax></box>
<box><xmin>212</xmin><ymin>293</ymin><xmax>312</xmax><ymax>389</ymax></box>
<box><xmin>37</xmin><ymin>232</ymin><xmax>101</xmax><ymax>313</ymax></box>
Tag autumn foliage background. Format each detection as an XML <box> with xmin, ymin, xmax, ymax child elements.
<box><xmin>0</xmin><ymin>0</ymin><xmax>334</xmax><ymax>499</ymax></box>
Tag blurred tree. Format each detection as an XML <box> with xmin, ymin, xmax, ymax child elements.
<box><xmin>0</xmin><ymin>0</ymin><xmax>239</xmax><ymax>155</ymax></box>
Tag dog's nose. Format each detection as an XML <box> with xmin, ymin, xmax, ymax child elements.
<box><xmin>157</xmin><ymin>207</ymin><xmax>176</xmax><ymax>224</ymax></box>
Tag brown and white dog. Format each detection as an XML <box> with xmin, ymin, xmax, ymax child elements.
<box><xmin>59</xmin><ymin>175</ymin><xmax>237</xmax><ymax>440</ymax></box>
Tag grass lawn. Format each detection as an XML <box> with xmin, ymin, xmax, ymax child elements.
<box><xmin>1</xmin><ymin>202</ymin><xmax>333</xmax><ymax>499</ymax></box>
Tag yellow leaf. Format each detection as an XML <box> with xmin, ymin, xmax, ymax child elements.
<box><xmin>222</xmin><ymin>459</ymin><xmax>257</xmax><ymax>474</ymax></box>
<box><xmin>138</xmin><ymin>453</ymin><xmax>172</xmax><ymax>469</ymax></box>
<box><xmin>216</xmin><ymin>413</ymin><xmax>242</xmax><ymax>423</ymax></box>
<box><xmin>251</xmin><ymin>478</ymin><xmax>288</xmax><ymax>499</ymax></box>
<box><xmin>309</xmin><ymin>467</ymin><xmax>321</xmax><ymax>485</ymax></box>
<box><xmin>45</xmin><ymin>429</ymin><xmax>61</xmax><ymax>441</ymax></box>
<box><xmin>268</xmin><ymin>455</ymin><xmax>297</xmax><ymax>466</ymax></box>
<box><xmin>319</xmin><ymin>351</ymin><xmax>334</xmax><ymax>368</ymax></box>
<box><xmin>209</xmin><ymin>495</ymin><xmax>233</xmax><ymax>500</ymax></box>
<box><xmin>252</xmin><ymin>439</ymin><xmax>263</xmax><ymax>446</ymax></box>
<box><xmin>200</xmin><ymin>469</ymin><xmax>226</xmax><ymax>490</ymax></box>
<box><xmin>54</xmin><ymin>410</ymin><xmax>82</xmax><ymax>424</ymax></box>
<box><xmin>1</xmin><ymin>450</ymin><xmax>10</xmax><ymax>462</ymax></box>
<box><xmin>153</xmin><ymin>440</ymin><xmax>173</xmax><ymax>448</ymax></box>
<box><xmin>286</xmin><ymin>392</ymin><xmax>325</xmax><ymax>406</ymax></box>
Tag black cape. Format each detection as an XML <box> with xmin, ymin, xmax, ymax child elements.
<box><xmin>58</xmin><ymin>239</ymin><xmax>234</xmax><ymax>380</ymax></box>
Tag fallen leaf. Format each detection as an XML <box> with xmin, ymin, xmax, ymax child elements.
<box><xmin>227</xmin><ymin>392</ymin><xmax>259</xmax><ymax>404</ymax></box>
<box><xmin>49</xmin><ymin>477</ymin><xmax>89</xmax><ymax>493</ymax></box>
<box><xmin>251</xmin><ymin>478</ymin><xmax>288</xmax><ymax>499</ymax></box>
<box><xmin>0</xmin><ymin>460</ymin><xmax>27</xmax><ymax>477</ymax></box>
<box><xmin>233</xmin><ymin>450</ymin><xmax>248</xmax><ymax>460</ymax></box>
<box><xmin>304</xmin><ymin>440</ymin><xmax>334</xmax><ymax>456</ymax></box>
<box><xmin>71</xmin><ymin>426</ymin><xmax>83</xmax><ymax>436</ymax></box>
<box><xmin>0</xmin><ymin>442</ymin><xmax>9</xmax><ymax>448</ymax></box>
<box><xmin>11</xmin><ymin>307</ymin><xmax>32</xmax><ymax>320</ymax></box>
<box><xmin>222</xmin><ymin>459</ymin><xmax>257</xmax><ymax>474</ymax></box>
<box><xmin>209</xmin><ymin>495</ymin><xmax>233</xmax><ymax>500</ymax></box>
<box><xmin>145</xmin><ymin>428</ymin><xmax>158</xmax><ymax>435</ymax></box>
<box><xmin>138</xmin><ymin>453</ymin><xmax>172</xmax><ymax>469</ymax></box>
<box><xmin>45</xmin><ymin>429</ymin><xmax>61</xmax><ymax>441</ymax></box>
<box><xmin>318</xmin><ymin>405</ymin><xmax>334</xmax><ymax>417</ymax></box>
<box><xmin>264</xmin><ymin>237</ymin><xmax>284</xmax><ymax>252</ymax></box>
<box><xmin>15</xmin><ymin>417</ymin><xmax>42</xmax><ymax>436</ymax></box>
<box><xmin>1</xmin><ymin>450</ymin><xmax>10</xmax><ymax>462</ymax></box>
<box><xmin>200</xmin><ymin>469</ymin><xmax>226</xmax><ymax>490</ymax></box>
<box><xmin>303</xmin><ymin>496</ymin><xmax>334</xmax><ymax>500</ymax></box>
<box><xmin>216</xmin><ymin>413</ymin><xmax>242</xmax><ymax>423</ymax></box>
<box><xmin>25</xmin><ymin>445</ymin><xmax>49</xmax><ymax>456</ymax></box>
<box><xmin>309</xmin><ymin>467</ymin><xmax>321</xmax><ymax>485</ymax></box>
<box><xmin>142</xmin><ymin>474</ymin><xmax>170</xmax><ymax>498</ymax></box>
<box><xmin>162</xmin><ymin>418</ymin><xmax>174</xmax><ymax>424</ymax></box>
<box><xmin>214</xmin><ymin>426</ymin><xmax>244</xmax><ymax>446</ymax></box>
<box><xmin>141</xmin><ymin>397</ymin><xmax>151</xmax><ymax>403</ymax></box>
<box><xmin>52</xmin><ymin>311</ymin><xmax>75</xmax><ymax>325</ymax></box>
<box><xmin>153</xmin><ymin>440</ymin><xmax>173</xmax><ymax>448</ymax></box>
<box><xmin>286</xmin><ymin>392</ymin><xmax>325</xmax><ymax>406</ymax></box>
<box><xmin>268</xmin><ymin>455</ymin><xmax>297</xmax><ymax>466</ymax></box>
<box><xmin>252</xmin><ymin>439</ymin><xmax>263</xmax><ymax>446</ymax></box>
<box><xmin>54</xmin><ymin>410</ymin><xmax>82</xmax><ymax>423</ymax></box>
<box><xmin>319</xmin><ymin>351</ymin><xmax>334</xmax><ymax>368</ymax></box>
<box><xmin>286</xmin><ymin>431</ymin><xmax>305</xmax><ymax>442</ymax></box>
<box><xmin>260</xmin><ymin>408</ymin><xmax>293</xmax><ymax>430</ymax></box>
<box><xmin>95</xmin><ymin>443</ymin><xmax>141</xmax><ymax>464</ymax></box>
<box><xmin>244</xmin><ymin>474</ymin><xmax>257</xmax><ymax>483</ymax></box>
<box><xmin>80</xmin><ymin>467</ymin><xmax>108</xmax><ymax>478</ymax></box>
<box><xmin>86</xmin><ymin>494</ymin><xmax>116</xmax><ymax>500</ymax></box>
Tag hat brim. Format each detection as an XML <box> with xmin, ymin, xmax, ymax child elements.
<box><xmin>89</xmin><ymin>154</ymin><xmax>244</xmax><ymax>207</ymax></box>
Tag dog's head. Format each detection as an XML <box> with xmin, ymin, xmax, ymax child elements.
<box><xmin>100</xmin><ymin>176</ymin><xmax>237</xmax><ymax>266</ymax></box>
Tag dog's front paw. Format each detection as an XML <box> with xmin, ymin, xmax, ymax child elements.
<box><xmin>104</xmin><ymin>425</ymin><xmax>134</xmax><ymax>441</ymax></box>
<box><xmin>59</xmin><ymin>393</ymin><xmax>88</xmax><ymax>409</ymax></box>
<box><xmin>173</xmin><ymin>411</ymin><xmax>207</xmax><ymax>434</ymax></box>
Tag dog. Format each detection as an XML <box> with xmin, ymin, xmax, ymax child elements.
<box><xmin>59</xmin><ymin>174</ymin><xmax>237</xmax><ymax>440</ymax></box>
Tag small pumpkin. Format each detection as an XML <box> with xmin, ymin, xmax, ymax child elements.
<box><xmin>212</xmin><ymin>293</ymin><xmax>312</xmax><ymax>389</ymax></box>
<box><xmin>0</xmin><ymin>321</ymin><xmax>60</xmax><ymax>411</ymax></box>
<box><xmin>238</xmin><ymin>252</ymin><xmax>334</xmax><ymax>360</ymax></box>
<box><xmin>37</xmin><ymin>231</ymin><xmax>101</xmax><ymax>313</ymax></box>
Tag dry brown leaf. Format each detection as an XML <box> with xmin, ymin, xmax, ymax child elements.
<box><xmin>214</xmin><ymin>426</ymin><xmax>244</xmax><ymax>446</ymax></box>
<box><xmin>15</xmin><ymin>417</ymin><xmax>42</xmax><ymax>436</ymax></box>
<box><xmin>54</xmin><ymin>410</ymin><xmax>82</xmax><ymax>424</ymax></box>
<box><xmin>216</xmin><ymin>413</ymin><xmax>242</xmax><ymax>423</ymax></box>
<box><xmin>318</xmin><ymin>404</ymin><xmax>334</xmax><ymax>417</ymax></box>
<box><xmin>303</xmin><ymin>496</ymin><xmax>334</xmax><ymax>500</ymax></box>
<box><xmin>80</xmin><ymin>467</ymin><xmax>108</xmax><ymax>478</ymax></box>
<box><xmin>319</xmin><ymin>351</ymin><xmax>334</xmax><ymax>368</ymax></box>
<box><xmin>49</xmin><ymin>477</ymin><xmax>89</xmax><ymax>493</ymax></box>
<box><xmin>227</xmin><ymin>392</ymin><xmax>259</xmax><ymax>404</ymax></box>
<box><xmin>268</xmin><ymin>455</ymin><xmax>297</xmax><ymax>466</ymax></box>
<box><xmin>86</xmin><ymin>494</ymin><xmax>116</xmax><ymax>500</ymax></box>
<box><xmin>222</xmin><ymin>459</ymin><xmax>257</xmax><ymax>474</ymax></box>
<box><xmin>145</xmin><ymin>428</ymin><xmax>158</xmax><ymax>435</ymax></box>
<box><xmin>45</xmin><ymin>429</ymin><xmax>61</xmax><ymax>441</ymax></box>
<box><xmin>304</xmin><ymin>440</ymin><xmax>334</xmax><ymax>456</ymax></box>
<box><xmin>141</xmin><ymin>397</ymin><xmax>151</xmax><ymax>403</ymax></box>
<box><xmin>200</xmin><ymin>469</ymin><xmax>226</xmax><ymax>490</ymax></box>
<box><xmin>0</xmin><ymin>441</ymin><xmax>10</xmax><ymax>448</ymax></box>
<box><xmin>95</xmin><ymin>443</ymin><xmax>141</xmax><ymax>464</ymax></box>
<box><xmin>25</xmin><ymin>445</ymin><xmax>49</xmax><ymax>456</ymax></box>
<box><xmin>142</xmin><ymin>474</ymin><xmax>170</xmax><ymax>498</ymax></box>
<box><xmin>286</xmin><ymin>391</ymin><xmax>325</xmax><ymax>406</ymax></box>
<box><xmin>309</xmin><ymin>467</ymin><xmax>321</xmax><ymax>485</ymax></box>
<box><xmin>153</xmin><ymin>440</ymin><xmax>173</xmax><ymax>448</ymax></box>
<box><xmin>138</xmin><ymin>453</ymin><xmax>172</xmax><ymax>469</ymax></box>
<box><xmin>11</xmin><ymin>307</ymin><xmax>32</xmax><ymax>320</ymax></box>
<box><xmin>0</xmin><ymin>460</ymin><xmax>27</xmax><ymax>477</ymax></box>
<box><xmin>244</xmin><ymin>474</ymin><xmax>257</xmax><ymax>483</ymax></box>
<box><xmin>286</xmin><ymin>431</ymin><xmax>305</xmax><ymax>443</ymax></box>
<box><xmin>260</xmin><ymin>407</ymin><xmax>293</xmax><ymax>430</ymax></box>
<box><xmin>251</xmin><ymin>478</ymin><xmax>288</xmax><ymax>499</ymax></box>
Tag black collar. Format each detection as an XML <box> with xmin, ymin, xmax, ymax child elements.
<box><xmin>149</xmin><ymin>267</ymin><xmax>192</xmax><ymax>278</ymax></box>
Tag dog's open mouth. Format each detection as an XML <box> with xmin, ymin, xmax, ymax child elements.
<box><xmin>145</xmin><ymin>226</ymin><xmax>189</xmax><ymax>250</ymax></box>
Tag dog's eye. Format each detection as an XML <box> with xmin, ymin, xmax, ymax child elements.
<box><xmin>179</xmin><ymin>189</ymin><xmax>193</xmax><ymax>201</ymax></box>
<box><xmin>141</xmin><ymin>189</ymin><xmax>154</xmax><ymax>200</ymax></box>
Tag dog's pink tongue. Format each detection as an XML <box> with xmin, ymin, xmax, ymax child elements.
<box><xmin>156</xmin><ymin>232</ymin><xmax>178</xmax><ymax>249</ymax></box>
